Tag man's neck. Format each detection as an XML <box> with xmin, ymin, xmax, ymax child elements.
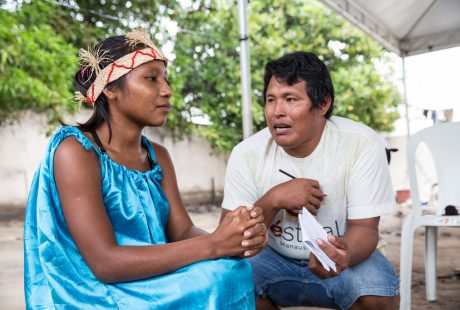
<box><xmin>282</xmin><ymin>120</ymin><xmax>327</xmax><ymax>158</ymax></box>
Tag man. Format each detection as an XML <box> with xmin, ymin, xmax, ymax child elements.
<box><xmin>221</xmin><ymin>52</ymin><xmax>399</xmax><ymax>309</ymax></box>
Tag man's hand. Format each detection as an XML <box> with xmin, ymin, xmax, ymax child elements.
<box><xmin>308</xmin><ymin>234</ymin><xmax>350</xmax><ymax>279</ymax></box>
<box><xmin>308</xmin><ymin>218</ymin><xmax>380</xmax><ymax>278</ymax></box>
<box><xmin>268</xmin><ymin>179</ymin><xmax>326</xmax><ymax>215</ymax></box>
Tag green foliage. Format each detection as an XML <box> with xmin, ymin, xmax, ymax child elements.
<box><xmin>168</xmin><ymin>0</ymin><xmax>245</xmax><ymax>150</ymax></box>
<box><xmin>0</xmin><ymin>0</ymin><xmax>178</xmax><ymax>125</ymax></box>
<box><xmin>0</xmin><ymin>0</ymin><xmax>400</xmax><ymax>150</ymax></box>
<box><xmin>0</xmin><ymin>3</ymin><xmax>78</xmax><ymax>125</ymax></box>
<box><xmin>169</xmin><ymin>0</ymin><xmax>400</xmax><ymax>151</ymax></box>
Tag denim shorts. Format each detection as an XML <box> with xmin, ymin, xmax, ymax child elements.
<box><xmin>249</xmin><ymin>246</ymin><xmax>399</xmax><ymax>309</ymax></box>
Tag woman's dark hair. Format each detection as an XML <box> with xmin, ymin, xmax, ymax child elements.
<box><xmin>73</xmin><ymin>36</ymin><xmax>149</xmax><ymax>141</ymax></box>
<box><xmin>262</xmin><ymin>51</ymin><xmax>335</xmax><ymax>118</ymax></box>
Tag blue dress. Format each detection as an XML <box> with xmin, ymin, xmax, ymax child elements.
<box><xmin>24</xmin><ymin>126</ymin><xmax>255</xmax><ymax>309</ymax></box>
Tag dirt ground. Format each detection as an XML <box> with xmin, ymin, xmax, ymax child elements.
<box><xmin>1</xmin><ymin>205</ymin><xmax>459</xmax><ymax>309</ymax></box>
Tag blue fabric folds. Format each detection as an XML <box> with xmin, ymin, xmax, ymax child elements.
<box><xmin>24</xmin><ymin>126</ymin><xmax>254</xmax><ymax>309</ymax></box>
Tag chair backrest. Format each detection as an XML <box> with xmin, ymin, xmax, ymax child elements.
<box><xmin>407</xmin><ymin>122</ymin><xmax>460</xmax><ymax>215</ymax></box>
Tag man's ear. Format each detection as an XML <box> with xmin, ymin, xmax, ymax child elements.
<box><xmin>318</xmin><ymin>97</ymin><xmax>332</xmax><ymax>116</ymax></box>
<box><xmin>102</xmin><ymin>87</ymin><xmax>117</xmax><ymax>100</ymax></box>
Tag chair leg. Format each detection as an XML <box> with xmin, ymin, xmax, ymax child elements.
<box><xmin>425</xmin><ymin>226</ymin><xmax>438</xmax><ymax>301</ymax></box>
<box><xmin>400</xmin><ymin>216</ymin><xmax>416</xmax><ymax>310</ymax></box>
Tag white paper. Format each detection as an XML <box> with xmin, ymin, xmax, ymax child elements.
<box><xmin>298</xmin><ymin>207</ymin><xmax>337</xmax><ymax>272</ymax></box>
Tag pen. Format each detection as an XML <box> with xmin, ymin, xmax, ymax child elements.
<box><xmin>278</xmin><ymin>169</ymin><xmax>327</xmax><ymax>196</ymax></box>
<box><xmin>279</xmin><ymin>169</ymin><xmax>296</xmax><ymax>179</ymax></box>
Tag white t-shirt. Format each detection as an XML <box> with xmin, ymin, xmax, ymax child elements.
<box><xmin>222</xmin><ymin>116</ymin><xmax>396</xmax><ymax>259</ymax></box>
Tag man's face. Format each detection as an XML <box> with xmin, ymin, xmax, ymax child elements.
<box><xmin>264</xmin><ymin>77</ymin><xmax>328</xmax><ymax>157</ymax></box>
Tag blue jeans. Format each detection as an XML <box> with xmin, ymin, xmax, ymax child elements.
<box><xmin>249</xmin><ymin>246</ymin><xmax>399</xmax><ymax>309</ymax></box>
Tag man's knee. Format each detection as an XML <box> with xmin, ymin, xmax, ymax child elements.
<box><xmin>256</xmin><ymin>298</ymin><xmax>280</xmax><ymax>310</ymax></box>
<box><xmin>351</xmin><ymin>295</ymin><xmax>399</xmax><ymax>310</ymax></box>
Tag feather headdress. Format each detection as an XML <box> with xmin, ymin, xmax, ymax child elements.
<box><xmin>75</xmin><ymin>28</ymin><xmax>167</xmax><ymax>106</ymax></box>
<box><xmin>77</xmin><ymin>46</ymin><xmax>110</xmax><ymax>83</ymax></box>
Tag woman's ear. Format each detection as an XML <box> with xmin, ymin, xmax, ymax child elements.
<box><xmin>102</xmin><ymin>87</ymin><xmax>117</xmax><ymax>100</ymax></box>
<box><xmin>319</xmin><ymin>97</ymin><xmax>332</xmax><ymax>116</ymax></box>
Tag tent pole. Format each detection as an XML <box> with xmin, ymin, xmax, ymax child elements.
<box><xmin>237</xmin><ymin>0</ymin><xmax>253</xmax><ymax>139</ymax></box>
<box><xmin>402</xmin><ymin>57</ymin><xmax>411</xmax><ymax>136</ymax></box>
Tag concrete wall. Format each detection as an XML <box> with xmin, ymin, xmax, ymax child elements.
<box><xmin>0</xmin><ymin>111</ymin><xmax>441</xmax><ymax>209</ymax></box>
<box><xmin>144</xmin><ymin>126</ymin><xmax>227</xmax><ymax>205</ymax></box>
<box><xmin>0</xmin><ymin>113</ymin><xmax>50</xmax><ymax>207</ymax></box>
<box><xmin>0</xmin><ymin>112</ymin><xmax>227</xmax><ymax>208</ymax></box>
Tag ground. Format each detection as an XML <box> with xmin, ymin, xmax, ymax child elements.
<box><xmin>1</xmin><ymin>205</ymin><xmax>459</xmax><ymax>309</ymax></box>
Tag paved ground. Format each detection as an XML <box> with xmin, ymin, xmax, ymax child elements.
<box><xmin>1</xmin><ymin>205</ymin><xmax>459</xmax><ymax>309</ymax></box>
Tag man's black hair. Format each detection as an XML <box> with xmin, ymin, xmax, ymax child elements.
<box><xmin>263</xmin><ymin>51</ymin><xmax>334</xmax><ymax>118</ymax></box>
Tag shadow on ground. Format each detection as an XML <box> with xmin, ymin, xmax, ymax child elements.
<box><xmin>1</xmin><ymin>204</ymin><xmax>459</xmax><ymax>309</ymax></box>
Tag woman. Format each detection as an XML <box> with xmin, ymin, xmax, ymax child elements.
<box><xmin>24</xmin><ymin>28</ymin><xmax>266</xmax><ymax>309</ymax></box>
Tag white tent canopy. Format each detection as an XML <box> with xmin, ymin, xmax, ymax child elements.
<box><xmin>237</xmin><ymin>0</ymin><xmax>460</xmax><ymax>137</ymax></box>
<box><xmin>316</xmin><ymin>0</ymin><xmax>460</xmax><ymax>57</ymax></box>
<box><xmin>317</xmin><ymin>0</ymin><xmax>460</xmax><ymax>135</ymax></box>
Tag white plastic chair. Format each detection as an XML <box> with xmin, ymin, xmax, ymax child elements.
<box><xmin>400</xmin><ymin>121</ymin><xmax>460</xmax><ymax>310</ymax></box>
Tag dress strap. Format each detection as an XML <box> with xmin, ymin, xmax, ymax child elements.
<box><xmin>146</xmin><ymin>150</ymin><xmax>157</xmax><ymax>169</ymax></box>
<box><xmin>142</xmin><ymin>137</ymin><xmax>159</xmax><ymax>168</ymax></box>
<box><xmin>90</xmin><ymin>129</ymin><xmax>106</xmax><ymax>153</ymax></box>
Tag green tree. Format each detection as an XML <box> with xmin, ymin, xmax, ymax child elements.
<box><xmin>0</xmin><ymin>2</ymin><xmax>78</xmax><ymax>125</ymax></box>
<box><xmin>0</xmin><ymin>0</ymin><xmax>178</xmax><ymax>125</ymax></box>
<box><xmin>1</xmin><ymin>0</ymin><xmax>400</xmax><ymax>151</ymax></box>
<box><xmin>169</xmin><ymin>0</ymin><xmax>400</xmax><ymax>151</ymax></box>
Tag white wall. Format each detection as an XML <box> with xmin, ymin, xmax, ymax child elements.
<box><xmin>0</xmin><ymin>111</ymin><xmax>442</xmax><ymax>209</ymax></box>
<box><xmin>144</xmin><ymin>126</ymin><xmax>228</xmax><ymax>205</ymax></box>
<box><xmin>387</xmin><ymin>134</ymin><xmax>438</xmax><ymax>204</ymax></box>
<box><xmin>0</xmin><ymin>113</ymin><xmax>49</xmax><ymax>207</ymax></box>
<box><xmin>0</xmin><ymin>112</ymin><xmax>228</xmax><ymax>207</ymax></box>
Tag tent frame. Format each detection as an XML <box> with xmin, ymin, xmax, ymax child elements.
<box><xmin>237</xmin><ymin>0</ymin><xmax>460</xmax><ymax>138</ymax></box>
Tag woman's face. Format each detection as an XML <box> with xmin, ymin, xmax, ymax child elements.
<box><xmin>110</xmin><ymin>60</ymin><xmax>172</xmax><ymax>128</ymax></box>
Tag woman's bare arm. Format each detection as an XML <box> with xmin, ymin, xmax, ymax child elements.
<box><xmin>54</xmin><ymin>137</ymin><xmax>257</xmax><ymax>283</ymax></box>
<box><xmin>152</xmin><ymin>142</ymin><xmax>207</xmax><ymax>241</ymax></box>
